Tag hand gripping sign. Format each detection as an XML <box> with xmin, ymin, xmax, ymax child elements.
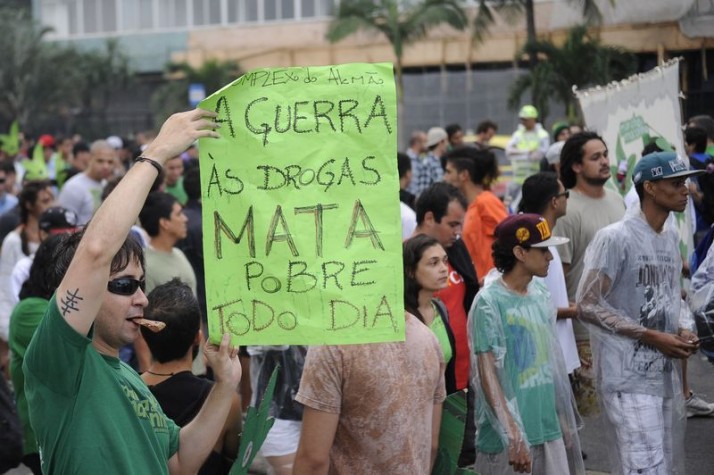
<box><xmin>199</xmin><ymin>63</ymin><xmax>404</xmax><ymax>345</ymax></box>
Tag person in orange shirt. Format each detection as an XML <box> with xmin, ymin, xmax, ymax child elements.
<box><xmin>443</xmin><ymin>147</ymin><xmax>508</xmax><ymax>284</ymax></box>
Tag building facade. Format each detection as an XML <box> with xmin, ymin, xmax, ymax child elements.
<box><xmin>31</xmin><ymin>0</ymin><xmax>714</xmax><ymax>138</ymax></box>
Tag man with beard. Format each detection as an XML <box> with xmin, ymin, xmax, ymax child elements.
<box><xmin>553</xmin><ymin>132</ymin><xmax>625</xmax><ymax>417</ymax></box>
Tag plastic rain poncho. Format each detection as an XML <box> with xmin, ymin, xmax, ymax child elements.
<box><xmin>247</xmin><ymin>346</ymin><xmax>306</xmax><ymax>420</ymax></box>
<box><xmin>576</xmin><ymin>206</ymin><xmax>688</xmax><ymax>475</ymax></box>
<box><xmin>468</xmin><ymin>270</ymin><xmax>585</xmax><ymax>474</ymax></box>
<box><xmin>689</xmin><ymin>243</ymin><xmax>714</xmax><ymax>358</ymax></box>
<box><xmin>691</xmin><ymin>240</ymin><xmax>714</xmax><ymax>294</ymax></box>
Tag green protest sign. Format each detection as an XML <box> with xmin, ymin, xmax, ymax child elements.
<box><xmin>199</xmin><ymin>63</ymin><xmax>404</xmax><ymax>345</ymax></box>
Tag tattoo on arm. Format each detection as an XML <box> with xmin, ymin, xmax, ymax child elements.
<box><xmin>60</xmin><ymin>288</ymin><xmax>84</xmax><ymax>316</ymax></box>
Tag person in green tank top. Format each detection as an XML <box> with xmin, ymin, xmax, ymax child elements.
<box><xmin>23</xmin><ymin>109</ymin><xmax>242</xmax><ymax>475</ymax></box>
<box><xmin>403</xmin><ymin>234</ymin><xmax>457</xmax><ymax>393</ymax></box>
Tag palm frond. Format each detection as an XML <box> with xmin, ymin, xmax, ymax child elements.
<box><xmin>326</xmin><ymin>0</ymin><xmax>387</xmax><ymax>42</ymax></box>
<box><xmin>507</xmin><ymin>73</ymin><xmax>533</xmax><ymax>110</ymax></box>
<box><xmin>472</xmin><ymin>1</ymin><xmax>496</xmax><ymax>44</ymax></box>
<box><xmin>404</xmin><ymin>0</ymin><xmax>468</xmax><ymax>43</ymax></box>
<box><xmin>566</xmin><ymin>0</ymin><xmax>604</xmax><ymax>25</ymax></box>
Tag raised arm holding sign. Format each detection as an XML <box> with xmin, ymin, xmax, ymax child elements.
<box><xmin>23</xmin><ymin>109</ymin><xmax>242</xmax><ymax>475</ymax></box>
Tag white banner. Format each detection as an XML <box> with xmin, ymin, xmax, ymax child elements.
<box><xmin>575</xmin><ymin>58</ymin><xmax>695</xmax><ymax>264</ymax></box>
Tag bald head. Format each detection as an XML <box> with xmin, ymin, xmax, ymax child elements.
<box><xmin>87</xmin><ymin>140</ymin><xmax>117</xmax><ymax>181</ymax></box>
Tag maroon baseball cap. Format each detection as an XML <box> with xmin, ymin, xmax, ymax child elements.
<box><xmin>495</xmin><ymin>213</ymin><xmax>569</xmax><ymax>249</ymax></box>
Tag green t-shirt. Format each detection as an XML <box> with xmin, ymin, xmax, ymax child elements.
<box><xmin>9</xmin><ymin>297</ymin><xmax>49</xmax><ymax>455</ymax></box>
<box><xmin>23</xmin><ymin>295</ymin><xmax>181</xmax><ymax>474</ymax></box>
<box><xmin>472</xmin><ymin>279</ymin><xmax>561</xmax><ymax>453</ymax></box>
<box><xmin>429</xmin><ymin>303</ymin><xmax>453</xmax><ymax>364</ymax></box>
<box><xmin>166</xmin><ymin>177</ymin><xmax>188</xmax><ymax>205</ymax></box>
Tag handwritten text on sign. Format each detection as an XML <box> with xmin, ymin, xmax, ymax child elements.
<box><xmin>199</xmin><ymin>63</ymin><xmax>404</xmax><ymax>345</ymax></box>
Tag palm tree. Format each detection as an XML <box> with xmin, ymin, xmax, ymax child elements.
<box><xmin>326</xmin><ymin>0</ymin><xmax>468</xmax><ymax>100</ymax></box>
<box><xmin>0</xmin><ymin>8</ymin><xmax>132</xmax><ymax>135</ymax></box>
<box><xmin>473</xmin><ymin>0</ymin><xmax>607</xmax><ymax>69</ymax></box>
<box><xmin>507</xmin><ymin>25</ymin><xmax>636</xmax><ymax>123</ymax></box>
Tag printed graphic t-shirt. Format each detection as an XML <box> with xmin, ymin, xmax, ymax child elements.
<box><xmin>578</xmin><ymin>211</ymin><xmax>681</xmax><ymax>397</ymax></box>
<box><xmin>23</xmin><ymin>295</ymin><xmax>180</xmax><ymax>474</ymax></box>
<box><xmin>472</xmin><ymin>279</ymin><xmax>561</xmax><ymax>453</ymax></box>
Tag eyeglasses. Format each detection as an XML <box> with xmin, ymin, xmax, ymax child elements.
<box><xmin>554</xmin><ymin>190</ymin><xmax>570</xmax><ymax>199</ymax></box>
<box><xmin>107</xmin><ymin>277</ymin><xmax>146</xmax><ymax>296</ymax></box>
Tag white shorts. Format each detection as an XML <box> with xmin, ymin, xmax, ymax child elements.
<box><xmin>603</xmin><ymin>392</ymin><xmax>672</xmax><ymax>475</ymax></box>
<box><xmin>259</xmin><ymin>419</ymin><xmax>302</xmax><ymax>457</ymax></box>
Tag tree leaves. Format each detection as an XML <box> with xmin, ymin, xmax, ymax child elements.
<box><xmin>0</xmin><ymin>8</ymin><xmax>132</xmax><ymax>135</ymax></box>
<box><xmin>508</xmin><ymin>25</ymin><xmax>636</xmax><ymax>122</ymax></box>
<box><xmin>325</xmin><ymin>0</ymin><xmax>468</xmax><ymax>97</ymax></box>
<box><xmin>150</xmin><ymin>59</ymin><xmax>242</xmax><ymax>129</ymax></box>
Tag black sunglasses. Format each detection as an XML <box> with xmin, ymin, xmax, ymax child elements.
<box><xmin>107</xmin><ymin>277</ymin><xmax>146</xmax><ymax>296</ymax></box>
<box><xmin>554</xmin><ymin>190</ymin><xmax>570</xmax><ymax>199</ymax></box>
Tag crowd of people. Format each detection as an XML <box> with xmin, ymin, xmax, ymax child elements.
<box><xmin>0</xmin><ymin>103</ymin><xmax>713</xmax><ymax>475</ymax></box>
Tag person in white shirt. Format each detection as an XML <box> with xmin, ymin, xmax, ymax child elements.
<box><xmin>58</xmin><ymin>140</ymin><xmax>116</xmax><ymax>225</ymax></box>
<box><xmin>519</xmin><ymin>172</ymin><xmax>580</xmax><ymax>374</ymax></box>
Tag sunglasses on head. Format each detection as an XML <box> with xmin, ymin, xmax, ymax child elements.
<box><xmin>107</xmin><ymin>277</ymin><xmax>146</xmax><ymax>296</ymax></box>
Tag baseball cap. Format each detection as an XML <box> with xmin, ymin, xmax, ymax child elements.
<box><xmin>551</xmin><ymin>121</ymin><xmax>569</xmax><ymax>140</ymax></box>
<box><xmin>632</xmin><ymin>151</ymin><xmax>705</xmax><ymax>185</ymax></box>
<box><xmin>519</xmin><ymin>105</ymin><xmax>539</xmax><ymax>119</ymax></box>
<box><xmin>495</xmin><ymin>213</ymin><xmax>569</xmax><ymax>249</ymax></box>
<box><xmin>38</xmin><ymin>134</ymin><xmax>56</xmax><ymax>148</ymax></box>
<box><xmin>426</xmin><ymin>127</ymin><xmax>448</xmax><ymax>148</ymax></box>
<box><xmin>39</xmin><ymin>207</ymin><xmax>78</xmax><ymax>235</ymax></box>
<box><xmin>106</xmin><ymin>135</ymin><xmax>123</xmax><ymax>150</ymax></box>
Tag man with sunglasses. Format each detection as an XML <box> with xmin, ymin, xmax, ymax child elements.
<box><xmin>23</xmin><ymin>109</ymin><xmax>241</xmax><ymax>475</ymax></box>
<box><xmin>577</xmin><ymin>152</ymin><xmax>704</xmax><ymax>474</ymax></box>
<box><xmin>519</xmin><ymin>172</ymin><xmax>580</xmax><ymax>379</ymax></box>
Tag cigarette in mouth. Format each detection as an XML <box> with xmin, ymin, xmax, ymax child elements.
<box><xmin>135</xmin><ymin>318</ymin><xmax>166</xmax><ymax>332</ymax></box>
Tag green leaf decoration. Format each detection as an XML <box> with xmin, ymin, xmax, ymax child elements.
<box><xmin>0</xmin><ymin>121</ymin><xmax>19</xmax><ymax>156</ymax></box>
<box><xmin>22</xmin><ymin>143</ymin><xmax>49</xmax><ymax>181</ymax></box>
<box><xmin>230</xmin><ymin>365</ymin><xmax>278</xmax><ymax>475</ymax></box>
<box><xmin>654</xmin><ymin>136</ymin><xmax>674</xmax><ymax>152</ymax></box>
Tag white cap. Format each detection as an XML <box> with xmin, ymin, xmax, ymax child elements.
<box><xmin>106</xmin><ymin>136</ymin><xmax>123</xmax><ymax>150</ymax></box>
<box><xmin>426</xmin><ymin>127</ymin><xmax>448</xmax><ymax>148</ymax></box>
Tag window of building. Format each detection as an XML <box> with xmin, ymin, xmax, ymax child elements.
<box><xmin>38</xmin><ymin>0</ymin><xmax>336</xmax><ymax>37</ymax></box>
<box><xmin>84</xmin><ymin>0</ymin><xmax>98</xmax><ymax>34</ymax></box>
<box><xmin>102</xmin><ymin>0</ymin><xmax>118</xmax><ymax>32</ymax></box>
<box><xmin>245</xmin><ymin>0</ymin><xmax>259</xmax><ymax>22</ymax></box>
<box><xmin>193</xmin><ymin>0</ymin><xmax>222</xmax><ymax>26</ymax></box>
<box><xmin>301</xmin><ymin>0</ymin><xmax>315</xmax><ymax>18</ymax></box>
<box><xmin>139</xmin><ymin>0</ymin><xmax>154</xmax><ymax>30</ymax></box>
<box><xmin>68</xmin><ymin>0</ymin><xmax>79</xmax><ymax>35</ymax></box>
